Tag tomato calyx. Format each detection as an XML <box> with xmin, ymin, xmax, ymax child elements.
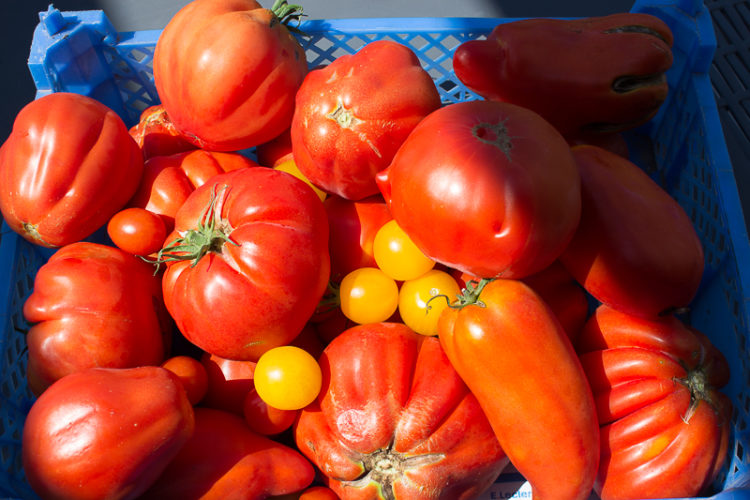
<box><xmin>472</xmin><ymin>120</ymin><xmax>513</xmax><ymax>158</ymax></box>
<box><xmin>674</xmin><ymin>357</ymin><xmax>722</xmax><ymax>423</ymax></box>
<box><xmin>153</xmin><ymin>184</ymin><xmax>237</xmax><ymax>267</ymax></box>
<box><xmin>315</xmin><ymin>281</ymin><xmax>341</xmax><ymax>317</ymax></box>
<box><xmin>270</xmin><ymin>0</ymin><xmax>307</xmax><ymax>35</ymax></box>
<box><xmin>451</xmin><ymin>277</ymin><xmax>493</xmax><ymax>309</ymax></box>
<box><xmin>342</xmin><ymin>445</ymin><xmax>445</xmax><ymax>500</ymax></box>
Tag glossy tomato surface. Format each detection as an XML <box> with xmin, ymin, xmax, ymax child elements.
<box><xmin>377</xmin><ymin>99</ymin><xmax>581</xmax><ymax>279</ymax></box>
<box><xmin>23</xmin><ymin>242</ymin><xmax>171</xmax><ymax>396</ymax></box>
<box><xmin>577</xmin><ymin>305</ymin><xmax>732</xmax><ymax>500</ymax></box>
<box><xmin>291</xmin><ymin>40</ymin><xmax>441</xmax><ymax>200</ymax></box>
<box><xmin>128</xmin><ymin>104</ymin><xmax>197</xmax><ymax>159</ymax></box>
<box><xmin>160</xmin><ymin>167</ymin><xmax>330</xmax><ymax>360</ymax></box>
<box><xmin>0</xmin><ymin>92</ymin><xmax>143</xmax><ymax>247</ymax></box>
<box><xmin>23</xmin><ymin>366</ymin><xmax>195</xmax><ymax>500</ymax></box>
<box><xmin>438</xmin><ymin>278</ymin><xmax>599</xmax><ymax>500</ymax></box>
<box><xmin>153</xmin><ymin>0</ymin><xmax>308</xmax><ymax>151</ymax></box>
<box><xmin>295</xmin><ymin>322</ymin><xmax>508</xmax><ymax>500</ymax></box>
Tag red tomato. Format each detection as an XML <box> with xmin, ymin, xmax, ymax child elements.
<box><xmin>243</xmin><ymin>388</ymin><xmax>299</xmax><ymax>436</ymax></box>
<box><xmin>107</xmin><ymin>207</ymin><xmax>168</xmax><ymax>256</ymax></box>
<box><xmin>23</xmin><ymin>242</ymin><xmax>171</xmax><ymax>396</ymax></box>
<box><xmin>0</xmin><ymin>92</ymin><xmax>143</xmax><ymax>247</ymax></box>
<box><xmin>324</xmin><ymin>194</ymin><xmax>392</xmax><ymax>283</ymax></box>
<box><xmin>160</xmin><ymin>167</ymin><xmax>330</xmax><ymax>361</ymax></box>
<box><xmin>576</xmin><ymin>305</ymin><xmax>732</xmax><ymax>500</ymax></box>
<box><xmin>23</xmin><ymin>366</ymin><xmax>194</xmax><ymax>500</ymax></box>
<box><xmin>128</xmin><ymin>149</ymin><xmax>259</xmax><ymax>231</ymax></box>
<box><xmin>299</xmin><ymin>486</ymin><xmax>340</xmax><ymax>500</ymax></box>
<box><xmin>201</xmin><ymin>352</ymin><xmax>257</xmax><ymax>416</ymax></box>
<box><xmin>377</xmin><ymin>99</ymin><xmax>581</xmax><ymax>279</ymax></box>
<box><xmin>560</xmin><ymin>145</ymin><xmax>705</xmax><ymax>318</ymax></box>
<box><xmin>295</xmin><ymin>322</ymin><xmax>508</xmax><ymax>499</ymax></box>
<box><xmin>128</xmin><ymin>104</ymin><xmax>197</xmax><ymax>159</ymax></box>
<box><xmin>438</xmin><ymin>278</ymin><xmax>599</xmax><ymax>500</ymax></box>
<box><xmin>161</xmin><ymin>355</ymin><xmax>209</xmax><ymax>406</ymax></box>
<box><xmin>141</xmin><ymin>407</ymin><xmax>315</xmax><ymax>499</ymax></box>
<box><xmin>255</xmin><ymin>126</ymin><xmax>294</xmax><ymax>167</ymax></box>
<box><xmin>153</xmin><ymin>0</ymin><xmax>308</xmax><ymax>151</ymax></box>
<box><xmin>292</xmin><ymin>40</ymin><xmax>441</xmax><ymax>200</ymax></box>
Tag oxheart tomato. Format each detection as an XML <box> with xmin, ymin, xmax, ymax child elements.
<box><xmin>559</xmin><ymin>145</ymin><xmax>705</xmax><ymax>318</ymax></box>
<box><xmin>153</xmin><ymin>0</ymin><xmax>308</xmax><ymax>151</ymax></box>
<box><xmin>128</xmin><ymin>104</ymin><xmax>197</xmax><ymax>159</ymax></box>
<box><xmin>576</xmin><ymin>305</ymin><xmax>732</xmax><ymax>500</ymax></box>
<box><xmin>291</xmin><ymin>40</ymin><xmax>441</xmax><ymax>200</ymax></box>
<box><xmin>376</xmin><ymin>99</ymin><xmax>581</xmax><ymax>279</ymax></box>
<box><xmin>159</xmin><ymin>167</ymin><xmax>330</xmax><ymax>361</ymax></box>
<box><xmin>128</xmin><ymin>149</ymin><xmax>259</xmax><ymax>231</ymax></box>
<box><xmin>453</xmin><ymin>13</ymin><xmax>673</xmax><ymax>139</ymax></box>
<box><xmin>141</xmin><ymin>407</ymin><xmax>315</xmax><ymax>499</ymax></box>
<box><xmin>0</xmin><ymin>92</ymin><xmax>143</xmax><ymax>247</ymax></box>
<box><xmin>23</xmin><ymin>366</ymin><xmax>195</xmax><ymax>500</ymax></box>
<box><xmin>324</xmin><ymin>194</ymin><xmax>392</xmax><ymax>283</ymax></box>
<box><xmin>438</xmin><ymin>278</ymin><xmax>599</xmax><ymax>500</ymax></box>
<box><xmin>294</xmin><ymin>322</ymin><xmax>509</xmax><ymax>500</ymax></box>
<box><xmin>23</xmin><ymin>242</ymin><xmax>171</xmax><ymax>396</ymax></box>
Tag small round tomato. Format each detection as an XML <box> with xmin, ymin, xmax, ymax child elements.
<box><xmin>275</xmin><ymin>159</ymin><xmax>327</xmax><ymax>202</ymax></box>
<box><xmin>373</xmin><ymin>219</ymin><xmax>435</xmax><ymax>281</ymax></box>
<box><xmin>107</xmin><ymin>207</ymin><xmax>167</xmax><ymax>256</ymax></box>
<box><xmin>399</xmin><ymin>269</ymin><xmax>461</xmax><ymax>336</ymax></box>
<box><xmin>253</xmin><ymin>346</ymin><xmax>322</xmax><ymax>411</ymax></box>
<box><xmin>161</xmin><ymin>355</ymin><xmax>209</xmax><ymax>406</ymax></box>
<box><xmin>339</xmin><ymin>267</ymin><xmax>399</xmax><ymax>325</ymax></box>
<box><xmin>243</xmin><ymin>388</ymin><xmax>298</xmax><ymax>436</ymax></box>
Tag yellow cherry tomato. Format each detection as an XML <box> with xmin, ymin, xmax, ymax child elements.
<box><xmin>398</xmin><ymin>269</ymin><xmax>461</xmax><ymax>336</ymax></box>
<box><xmin>253</xmin><ymin>346</ymin><xmax>322</xmax><ymax>411</ymax></box>
<box><xmin>339</xmin><ymin>267</ymin><xmax>399</xmax><ymax>324</ymax></box>
<box><xmin>274</xmin><ymin>159</ymin><xmax>327</xmax><ymax>201</ymax></box>
<box><xmin>373</xmin><ymin>219</ymin><xmax>435</xmax><ymax>281</ymax></box>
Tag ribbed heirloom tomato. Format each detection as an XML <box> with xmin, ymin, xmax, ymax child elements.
<box><xmin>153</xmin><ymin>0</ymin><xmax>308</xmax><ymax>151</ymax></box>
<box><xmin>158</xmin><ymin>166</ymin><xmax>330</xmax><ymax>361</ymax></box>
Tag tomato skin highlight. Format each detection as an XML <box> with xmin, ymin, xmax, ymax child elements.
<box><xmin>153</xmin><ymin>0</ymin><xmax>308</xmax><ymax>151</ymax></box>
<box><xmin>576</xmin><ymin>305</ymin><xmax>732</xmax><ymax>500</ymax></box>
<box><xmin>377</xmin><ymin>99</ymin><xmax>581</xmax><ymax>280</ymax></box>
<box><xmin>0</xmin><ymin>92</ymin><xmax>144</xmax><ymax>248</ymax></box>
<box><xmin>438</xmin><ymin>278</ymin><xmax>599</xmax><ymax>500</ymax></box>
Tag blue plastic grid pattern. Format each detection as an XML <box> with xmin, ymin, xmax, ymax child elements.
<box><xmin>2</xmin><ymin>1</ymin><xmax>750</xmax><ymax>498</ymax></box>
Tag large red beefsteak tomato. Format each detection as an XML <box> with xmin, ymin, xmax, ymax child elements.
<box><xmin>576</xmin><ymin>305</ymin><xmax>732</xmax><ymax>500</ymax></box>
<box><xmin>23</xmin><ymin>242</ymin><xmax>171</xmax><ymax>396</ymax></box>
<box><xmin>438</xmin><ymin>278</ymin><xmax>599</xmax><ymax>500</ymax></box>
<box><xmin>291</xmin><ymin>39</ymin><xmax>441</xmax><ymax>200</ymax></box>
<box><xmin>294</xmin><ymin>322</ymin><xmax>509</xmax><ymax>500</ymax></box>
<box><xmin>159</xmin><ymin>166</ymin><xmax>330</xmax><ymax>361</ymax></box>
<box><xmin>0</xmin><ymin>92</ymin><xmax>143</xmax><ymax>247</ymax></box>
<box><xmin>153</xmin><ymin>0</ymin><xmax>308</xmax><ymax>151</ymax></box>
<box><xmin>376</xmin><ymin>99</ymin><xmax>581</xmax><ymax>279</ymax></box>
<box><xmin>23</xmin><ymin>366</ymin><xmax>195</xmax><ymax>500</ymax></box>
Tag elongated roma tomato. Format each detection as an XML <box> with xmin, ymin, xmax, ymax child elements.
<box><xmin>560</xmin><ymin>144</ymin><xmax>705</xmax><ymax>318</ymax></box>
<box><xmin>159</xmin><ymin>167</ymin><xmax>330</xmax><ymax>361</ymax></box>
<box><xmin>291</xmin><ymin>39</ymin><xmax>441</xmax><ymax>200</ymax></box>
<box><xmin>576</xmin><ymin>305</ymin><xmax>732</xmax><ymax>500</ymax></box>
<box><xmin>0</xmin><ymin>92</ymin><xmax>143</xmax><ymax>247</ymax></box>
<box><xmin>438</xmin><ymin>278</ymin><xmax>599</xmax><ymax>500</ymax></box>
<box><xmin>23</xmin><ymin>366</ymin><xmax>195</xmax><ymax>500</ymax></box>
<box><xmin>153</xmin><ymin>0</ymin><xmax>308</xmax><ymax>151</ymax></box>
<box><xmin>377</xmin><ymin>100</ymin><xmax>581</xmax><ymax>279</ymax></box>
<box><xmin>295</xmin><ymin>322</ymin><xmax>509</xmax><ymax>500</ymax></box>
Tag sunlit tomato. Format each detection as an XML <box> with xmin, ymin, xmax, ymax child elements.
<box><xmin>339</xmin><ymin>267</ymin><xmax>399</xmax><ymax>325</ymax></box>
<box><xmin>161</xmin><ymin>355</ymin><xmax>209</xmax><ymax>406</ymax></box>
<box><xmin>107</xmin><ymin>207</ymin><xmax>168</xmax><ymax>256</ymax></box>
<box><xmin>373</xmin><ymin>219</ymin><xmax>435</xmax><ymax>281</ymax></box>
<box><xmin>128</xmin><ymin>104</ymin><xmax>197</xmax><ymax>160</ymax></box>
<box><xmin>275</xmin><ymin>159</ymin><xmax>327</xmax><ymax>202</ymax></box>
<box><xmin>200</xmin><ymin>352</ymin><xmax>256</xmax><ymax>416</ymax></box>
<box><xmin>399</xmin><ymin>269</ymin><xmax>461</xmax><ymax>336</ymax></box>
<box><xmin>243</xmin><ymin>388</ymin><xmax>298</xmax><ymax>436</ymax></box>
<box><xmin>253</xmin><ymin>346</ymin><xmax>322</xmax><ymax>411</ymax></box>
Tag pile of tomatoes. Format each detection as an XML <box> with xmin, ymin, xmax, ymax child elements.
<box><xmin>0</xmin><ymin>1</ymin><xmax>735</xmax><ymax>499</ymax></box>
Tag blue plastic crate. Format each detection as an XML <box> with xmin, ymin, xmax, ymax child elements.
<box><xmin>2</xmin><ymin>1</ymin><xmax>750</xmax><ymax>499</ymax></box>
